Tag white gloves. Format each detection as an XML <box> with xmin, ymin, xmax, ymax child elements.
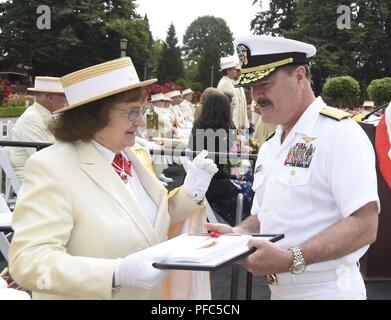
<box><xmin>114</xmin><ymin>247</ymin><xmax>169</xmax><ymax>289</ymax></box>
<box><xmin>0</xmin><ymin>277</ymin><xmax>30</xmax><ymax>300</ymax></box>
<box><xmin>183</xmin><ymin>150</ymin><xmax>218</xmax><ymax>202</ymax></box>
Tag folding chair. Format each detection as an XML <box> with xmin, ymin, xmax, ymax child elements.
<box><xmin>0</xmin><ymin>147</ymin><xmax>21</xmax><ymax>207</ymax></box>
<box><xmin>0</xmin><ymin>196</ymin><xmax>12</xmax><ymax>262</ymax></box>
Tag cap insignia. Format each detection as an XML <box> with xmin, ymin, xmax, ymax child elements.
<box><xmin>237</xmin><ymin>44</ymin><xmax>249</xmax><ymax>66</ymax></box>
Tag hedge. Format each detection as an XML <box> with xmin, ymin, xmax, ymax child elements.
<box><xmin>322</xmin><ymin>76</ymin><xmax>361</xmax><ymax>108</ymax></box>
<box><xmin>367</xmin><ymin>77</ymin><xmax>391</xmax><ymax>105</ymax></box>
<box><xmin>0</xmin><ymin>106</ymin><xmax>27</xmax><ymax>118</ymax></box>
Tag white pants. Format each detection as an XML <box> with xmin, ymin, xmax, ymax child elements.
<box><xmin>269</xmin><ymin>264</ymin><xmax>366</xmax><ymax>300</ymax></box>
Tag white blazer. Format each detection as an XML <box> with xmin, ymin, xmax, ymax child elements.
<box><xmin>9</xmin><ymin>140</ymin><xmax>201</xmax><ymax>299</ymax></box>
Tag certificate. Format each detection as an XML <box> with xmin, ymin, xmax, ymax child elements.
<box><xmin>153</xmin><ymin>233</ymin><xmax>284</xmax><ymax>271</ymax></box>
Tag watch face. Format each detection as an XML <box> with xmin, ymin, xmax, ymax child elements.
<box><xmin>293</xmin><ymin>261</ymin><xmax>306</xmax><ymax>274</ymax></box>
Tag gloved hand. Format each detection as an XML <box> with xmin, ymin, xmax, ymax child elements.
<box><xmin>114</xmin><ymin>247</ymin><xmax>170</xmax><ymax>289</ymax></box>
<box><xmin>183</xmin><ymin>150</ymin><xmax>218</xmax><ymax>202</ymax></box>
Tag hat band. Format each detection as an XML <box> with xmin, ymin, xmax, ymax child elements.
<box><xmin>64</xmin><ymin>65</ymin><xmax>139</xmax><ymax>107</ymax></box>
<box><xmin>241</xmin><ymin>51</ymin><xmax>307</xmax><ymax>69</ymax></box>
<box><xmin>32</xmin><ymin>79</ymin><xmax>63</xmax><ymax>92</ymax></box>
<box><xmin>241</xmin><ymin>58</ymin><xmax>294</xmax><ymax>74</ymax></box>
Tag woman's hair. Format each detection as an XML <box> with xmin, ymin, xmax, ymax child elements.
<box><xmin>192</xmin><ymin>92</ymin><xmax>235</xmax><ymax>134</ymax></box>
<box><xmin>200</xmin><ymin>87</ymin><xmax>220</xmax><ymax>105</ymax></box>
<box><xmin>50</xmin><ymin>88</ymin><xmax>145</xmax><ymax>142</ymax></box>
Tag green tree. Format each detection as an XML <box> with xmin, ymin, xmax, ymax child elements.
<box><xmin>322</xmin><ymin>76</ymin><xmax>361</xmax><ymax>108</ymax></box>
<box><xmin>283</xmin><ymin>1</ymin><xmax>357</xmax><ymax>95</ymax></box>
<box><xmin>157</xmin><ymin>23</ymin><xmax>184</xmax><ymax>83</ymax></box>
<box><xmin>148</xmin><ymin>39</ymin><xmax>164</xmax><ymax>78</ymax></box>
<box><xmin>353</xmin><ymin>0</ymin><xmax>391</xmax><ymax>90</ymax></box>
<box><xmin>251</xmin><ymin>0</ymin><xmax>297</xmax><ymax>35</ymax></box>
<box><xmin>367</xmin><ymin>78</ymin><xmax>391</xmax><ymax>105</ymax></box>
<box><xmin>0</xmin><ymin>0</ymin><xmax>152</xmax><ymax>77</ymax></box>
<box><xmin>183</xmin><ymin>16</ymin><xmax>234</xmax><ymax>88</ymax></box>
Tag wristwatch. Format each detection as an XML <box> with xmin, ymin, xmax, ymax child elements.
<box><xmin>288</xmin><ymin>246</ymin><xmax>306</xmax><ymax>274</ymax></box>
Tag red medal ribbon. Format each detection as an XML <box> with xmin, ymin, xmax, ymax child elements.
<box><xmin>112</xmin><ymin>153</ymin><xmax>132</xmax><ymax>179</ymax></box>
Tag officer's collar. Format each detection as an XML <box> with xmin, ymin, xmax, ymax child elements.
<box><xmin>289</xmin><ymin>96</ymin><xmax>325</xmax><ymax>136</ymax></box>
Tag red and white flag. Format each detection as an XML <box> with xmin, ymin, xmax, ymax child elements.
<box><xmin>375</xmin><ymin>102</ymin><xmax>391</xmax><ymax>188</ymax></box>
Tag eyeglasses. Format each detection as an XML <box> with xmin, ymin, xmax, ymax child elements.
<box><xmin>112</xmin><ymin>106</ymin><xmax>146</xmax><ymax>121</ymax></box>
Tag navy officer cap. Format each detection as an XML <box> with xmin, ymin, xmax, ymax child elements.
<box><xmin>234</xmin><ymin>35</ymin><xmax>316</xmax><ymax>87</ymax></box>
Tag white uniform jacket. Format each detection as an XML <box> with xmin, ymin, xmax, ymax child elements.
<box><xmin>251</xmin><ymin>97</ymin><xmax>380</xmax><ymax>272</ymax></box>
<box><xmin>9</xmin><ymin>102</ymin><xmax>55</xmax><ymax>181</ymax></box>
<box><xmin>217</xmin><ymin>76</ymin><xmax>248</xmax><ymax>128</ymax></box>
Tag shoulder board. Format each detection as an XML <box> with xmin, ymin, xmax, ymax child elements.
<box><xmin>319</xmin><ymin>106</ymin><xmax>351</xmax><ymax>121</ymax></box>
<box><xmin>266</xmin><ymin>131</ymin><xmax>276</xmax><ymax>141</ymax></box>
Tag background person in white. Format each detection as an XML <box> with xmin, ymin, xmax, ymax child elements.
<box><xmin>180</xmin><ymin>88</ymin><xmax>195</xmax><ymax>124</ymax></box>
<box><xmin>206</xmin><ymin>35</ymin><xmax>379</xmax><ymax>300</ymax></box>
<box><xmin>9</xmin><ymin>77</ymin><xmax>67</xmax><ymax>181</ymax></box>
<box><xmin>217</xmin><ymin>56</ymin><xmax>248</xmax><ymax>129</ymax></box>
<box><xmin>9</xmin><ymin>57</ymin><xmax>217</xmax><ymax>300</ymax></box>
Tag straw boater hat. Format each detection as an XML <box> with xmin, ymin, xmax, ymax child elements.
<box><xmin>56</xmin><ymin>57</ymin><xmax>157</xmax><ymax>113</ymax></box>
<box><xmin>150</xmin><ymin>93</ymin><xmax>166</xmax><ymax>102</ymax></box>
<box><xmin>167</xmin><ymin>90</ymin><xmax>181</xmax><ymax>98</ymax></box>
<box><xmin>182</xmin><ymin>88</ymin><xmax>193</xmax><ymax>96</ymax></box>
<box><xmin>27</xmin><ymin>77</ymin><xmax>64</xmax><ymax>93</ymax></box>
<box><xmin>234</xmin><ymin>35</ymin><xmax>316</xmax><ymax>87</ymax></box>
<box><xmin>163</xmin><ymin>94</ymin><xmax>172</xmax><ymax>102</ymax></box>
<box><xmin>220</xmin><ymin>56</ymin><xmax>238</xmax><ymax>71</ymax></box>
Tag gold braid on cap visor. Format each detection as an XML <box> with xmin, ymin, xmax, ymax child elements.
<box><xmin>236</xmin><ymin>57</ymin><xmax>295</xmax><ymax>86</ymax></box>
<box><xmin>236</xmin><ymin>67</ymin><xmax>276</xmax><ymax>86</ymax></box>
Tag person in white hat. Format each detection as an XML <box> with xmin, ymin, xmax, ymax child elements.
<box><xmin>207</xmin><ymin>35</ymin><xmax>379</xmax><ymax>300</ymax></box>
<box><xmin>145</xmin><ymin>92</ymin><xmax>175</xmax><ymax>185</ymax></box>
<box><xmin>217</xmin><ymin>56</ymin><xmax>248</xmax><ymax>129</ymax></box>
<box><xmin>167</xmin><ymin>90</ymin><xmax>192</xmax><ymax>128</ymax></box>
<box><xmin>8</xmin><ymin>57</ymin><xmax>218</xmax><ymax>300</ymax></box>
<box><xmin>180</xmin><ymin>88</ymin><xmax>196</xmax><ymax>123</ymax></box>
<box><xmin>9</xmin><ymin>77</ymin><xmax>67</xmax><ymax>181</ymax></box>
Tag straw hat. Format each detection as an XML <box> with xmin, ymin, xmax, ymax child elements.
<box><xmin>27</xmin><ymin>77</ymin><xmax>64</xmax><ymax>93</ymax></box>
<box><xmin>167</xmin><ymin>90</ymin><xmax>181</xmax><ymax>98</ymax></box>
<box><xmin>150</xmin><ymin>93</ymin><xmax>166</xmax><ymax>102</ymax></box>
<box><xmin>56</xmin><ymin>57</ymin><xmax>157</xmax><ymax>113</ymax></box>
<box><xmin>182</xmin><ymin>88</ymin><xmax>193</xmax><ymax>96</ymax></box>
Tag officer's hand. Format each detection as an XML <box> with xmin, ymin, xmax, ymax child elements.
<box><xmin>237</xmin><ymin>239</ymin><xmax>292</xmax><ymax>276</ymax></box>
<box><xmin>204</xmin><ymin>222</ymin><xmax>235</xmax><ymax>234</ymax></box>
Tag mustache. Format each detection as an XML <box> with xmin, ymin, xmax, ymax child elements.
<box><xmin>256</xmin><ymin>98</ymin><xmax>272</xmax><ymax>107</ymax></box>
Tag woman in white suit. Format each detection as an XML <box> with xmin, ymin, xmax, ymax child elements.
<box><xmin>8</xmin><ymin>57</ymin><xmax>217</xmax><ymax>299</ymax></box>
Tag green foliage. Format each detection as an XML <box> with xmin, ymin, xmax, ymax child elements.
<box><xmin>367</xmin><ymin>78</ymin><xmax>391</xmax><ymax>105</ymax></box>
<box><xmin>0</xmin><ymin>0</ymin><xmax>152</xmax><ymax>77</ymax></box>
<box><xmin>322</xmin><ymin>76</ymin><xmax>361</xmax><ymax>108</ymax></box>
<box><xmin>157</xmin><ymin>24</ymin><xmax>183</xmax><ymax>83</ymax></box>
<box><xmin>148</xmin><ymin>40</ymin><xmax>164</xmax><ymax>78</ymax></box>
<box><xmin>183</xmin><ymin>16</ymin><xmax>234</xmax><ymax>88</ymax></box>
<box><xmin>175</xmin><ymin>79</ymin><xmax>204</xmax><ymax>92</ymax></box>
<box><xmin>251</xmin><ymin>0</ymin><xmax>297</xmax><ymax>36</ymax></box>
<box><xmin>0</xmin><ymin>107</ymin><xmax>26</xmax><ymax>118</ymax></box>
